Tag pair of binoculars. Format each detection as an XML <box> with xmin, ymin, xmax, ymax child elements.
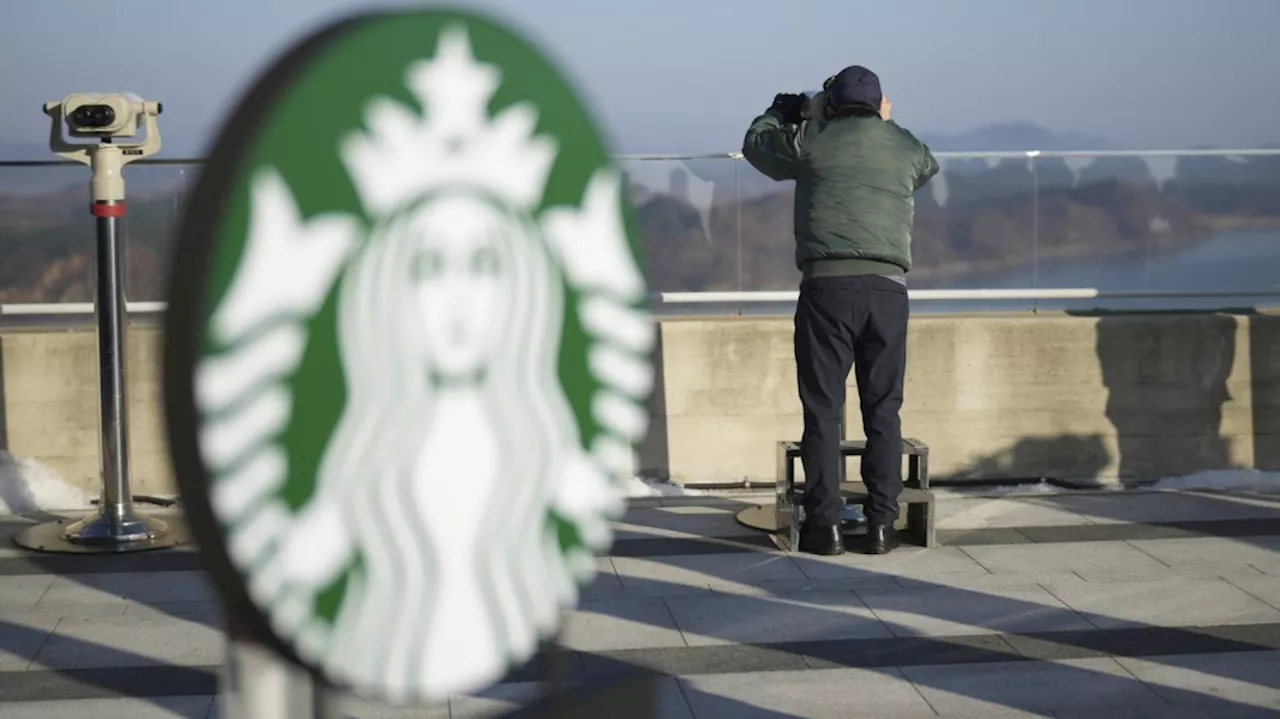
<box><xmin>800</xmin><ymin>90</ymin><xmax>828</xmax><ymax>121</ymax></box>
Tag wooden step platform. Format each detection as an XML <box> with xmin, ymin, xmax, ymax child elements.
<box><xmin>744</xmin><ymin>438</ymin><xmax>935</xmax><ymax>551</ymax></box>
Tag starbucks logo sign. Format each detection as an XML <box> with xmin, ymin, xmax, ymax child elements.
<box><xmin>164</xmin><ymin>10</ymin><xmax>653</xmax><ymax>706</ymax></box>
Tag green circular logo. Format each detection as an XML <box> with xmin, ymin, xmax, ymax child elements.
<box><xmin>163</xmin><ymin>8</ymin><xmax>653</xmax><ymax>706</ymax></box>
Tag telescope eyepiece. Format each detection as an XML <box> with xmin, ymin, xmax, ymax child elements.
<box><xmin>69</xmin><ymin>104</ymin><xmax>117</xmax><ymax>130</ymax></box>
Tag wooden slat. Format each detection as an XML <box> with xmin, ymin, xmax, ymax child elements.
<box><xmin>778</xmin><ymin>438</ymin><xmax>929</xmax><ymax>457</ymax></box>
<box><xmin>787</xmin><ymin>486</ymin><xmax>933</xmax><ymax>505</ymax></box>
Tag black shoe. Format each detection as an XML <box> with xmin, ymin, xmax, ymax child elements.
<box><xmin>798</xmin><ymin>524</ymin><xmax>845</xmax><ymax>556</ymax></box>
<box><xmin>865</xmin><ymin>523</ymin><xmax>900</xmax><ymax>555</ymax></box>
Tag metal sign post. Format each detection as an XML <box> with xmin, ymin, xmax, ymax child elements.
<box><xmin>15</xmin><ymin>94</ymin><xmax>184</xmax><ymax>554</ymax></box>
<box><xmin>220</xmin><ymin>609</ymin><xmax>343</xmax><ymax>719</ymax></box>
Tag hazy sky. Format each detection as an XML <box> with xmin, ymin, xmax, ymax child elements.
<box><xmin>3</xmin><ymin>0</ymin><xmax>1278</xmax><ymax>155</ymax></box>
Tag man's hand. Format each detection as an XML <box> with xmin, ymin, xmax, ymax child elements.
<box><xmin>879</xmin><ymin>96</ymin><xmax>893</xmax><ymax>121</ymax></box>
<box><xmin>771</xmin><ymin>93</ymin><xmax>806</xmax><ymax>124</ymax></box>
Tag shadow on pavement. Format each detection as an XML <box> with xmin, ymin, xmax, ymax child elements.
<box><xmin>573</xmin><ymin>491</ymin><xmax>1280</xmax><ymax>717</ymax></box>
<box><xmin>4</xmin><ymin>489</ymin><xmax>1280</xmax><ymax>717</ymax></box>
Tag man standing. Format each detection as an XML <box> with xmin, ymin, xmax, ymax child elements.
<box><xmin>741</xmin><ymin>65</ymin><xmax>939</xmax><ymax>556</ymax></box>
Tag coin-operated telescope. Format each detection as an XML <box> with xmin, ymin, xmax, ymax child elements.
<box><xmin>14</xmin><ymin>94</ymin><xmax>183</xmax><ymax>555</ymax></box>
<box><xmin>44</xmin><ymin>93</ymin><xmax>163</xmax><ymax>207</ymax></box>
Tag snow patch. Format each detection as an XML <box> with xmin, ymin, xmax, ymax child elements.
<box><xmin>938</xmin><ymin>480</ymin><xmax>1071</xmax><ymax>498</ymax></box>
<box><xmin>625</xmin><ymin>476</ymin><xmax>706</xmax><ymax>498</ymax></box>
<box><xmin>0</xmin><ymin>450</ymin><xmax>94</xmax><ymax>514</ymax></box>
<box><xmin>941</xmin><ymin>470</ymin><xmax>1280</xmax><ymax>498</ymax></box>
<box><xmin>969</xmin><ymin>481</ymin><xmax>1063</xmax><ymax>496</ymax></box>
<box><xmin>1151</xmin><ymin>469</ymin><xmax>1280</xmax><ymax>494</ymax></box>
<box><xmin>0</xmin><ymin>458</ymin><xmax>704</xmax><ymax>515</ymax></box>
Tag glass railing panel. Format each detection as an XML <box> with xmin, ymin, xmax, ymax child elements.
<box><xmin>1029</xmin><ymin>151</ymin><xmax>1280</xmax><ymax>312</ymax></box>
<box><xmin>2</xmin><ymin>150</ymin><xmax>1278</xmax><ymax>315</ymax></box>
<box><xmin>0</xmin><ymin>163</ymin><xmax>97</xmax><ymax>303</ymax></box>
<box><xmin>909</xmin><ymin>154</ymin><xmax>1040</xmax><ymax>291</ymax></box>
<box><xmin>732</xmin><ymin>154</ymin><xmax>1042</xmax><ymax>294</ymax></box>
<box><xmin>0</xmin><ymin>160</ymin><xmax>198</xmax><ymax>304</ymax></box>
<box><xmin>733</xmin><ymin>156</ymin><xmax>801</xmax><ymax>292</ymax></box>
<box><xmin>621</xmin><ymin>156</ymin><xmax>742</xmax><ymax>292</ymax></box>
<box><xmin>119</xmin><ymin>161</ymin><xmax>197</xmax><ymax>302</ymax></box>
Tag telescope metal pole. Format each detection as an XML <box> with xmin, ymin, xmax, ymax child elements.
<box><xmin>14</xmin><ymin>141</ymin><xmax>184</xmax><ymax>554</ymax></box>
<box><xmin>95</xmin><ymin>203</ymin><xmax>131</xmax><ymax>528</ymax></box>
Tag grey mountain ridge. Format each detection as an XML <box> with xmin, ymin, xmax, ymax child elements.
<box><xmin>916</xmin><ymin>122</ymin><xmax>1118</xmax><ymax>152</ymax></box>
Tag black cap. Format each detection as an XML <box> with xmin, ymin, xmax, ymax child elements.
<box><xmin>826</xmin><ymin>65</ymin><xmax>882</xmax><ymax>112</ymax></box>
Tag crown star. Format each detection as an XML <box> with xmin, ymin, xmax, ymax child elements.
<box><xmin>339</xmin><ymin>24</ymin><xmax>558</xmax><ymax>217</ymax></box>
<box><xmin>408</xmin><ymin>27</ymin><xmax>499</xmax><ymax>142</ymax></box>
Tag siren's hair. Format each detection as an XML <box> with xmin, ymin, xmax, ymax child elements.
<box><xmin>297</xmin><ymin>192</ymin><xmax>581</xmax><ymax>696</ymax></box>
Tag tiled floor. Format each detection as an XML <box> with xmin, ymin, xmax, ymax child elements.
<box><xmin>3</xmin><ymin>489</ymin><xmax>1280</xmax><ymax>717</ymax></box>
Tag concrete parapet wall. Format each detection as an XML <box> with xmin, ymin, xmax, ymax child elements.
<box><xmin>2</xmin><ymin>311</ymin><xmax>1278</xmax><ymax>496</ymax></box>
<box><xmin>0</xmin><ymin>326</ymin><xmax>171</xmax><ymax>497</ymax></box>
<box><xmin>640</xmin><ymin>311</ymin><xmax>1280</xmax><ymax>487</ymax></box>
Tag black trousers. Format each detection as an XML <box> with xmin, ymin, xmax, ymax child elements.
<box><xmin>793</xmin><ymin>275</ymin><xmax>909</xmax><ymax>528</ymax></box>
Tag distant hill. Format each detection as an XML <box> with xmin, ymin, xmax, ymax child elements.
<box><xmin>916</xmin><ymin>122</ymin><xmax>1118</xmax><ymax>153</ymax></box>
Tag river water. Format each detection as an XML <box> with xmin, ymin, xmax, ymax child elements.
<box><xmin>654</xmin><ymin>228</ymin><xmax>1280</xmax><ymax>316</ymax></box>
<box><xmin>931</xmin><ymin>228</ymin><xmax>1280</xmax><ymax>313</ymax></box>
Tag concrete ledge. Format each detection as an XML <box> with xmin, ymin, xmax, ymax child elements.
<box><xmin>0</xmin><ymin>326</ymin><xmax>171</xmax><ymax>497</ymax></box>
<box><xmin>641</xmin><ymin>311</ymin><xmax>1280</xmax><ymax>488</ymax></box>
<box><xmin>2</xmin><ymin>311</ymin><xmax>1278</xmax><ymax>496</ymax></box>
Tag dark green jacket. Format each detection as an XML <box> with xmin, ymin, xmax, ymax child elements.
<box><xmin>742</xmin><ymin>108</ymin><xmax>939</xmax><ymax>278</ymax></box>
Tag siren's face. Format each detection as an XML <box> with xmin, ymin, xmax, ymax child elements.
<box><xmin>403</xmin><ymin>194</ymin><xmax>514</xmax><ymax>377</ymax></box>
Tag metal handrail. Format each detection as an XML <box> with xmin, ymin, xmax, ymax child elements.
<box><xmin>4</xmin><ymin>287</ymin><xmax>1279</xmax><ymax>318</ymax></box>
<box><xmin>656</xmin><ymin>288</ymin><xmax>1280</xmax><ymax>304</ymax></box>
<box><xmin>3</xmin><ymin>147</ymin><xmax>1280</xmax><ymax>168</ymax></box>
<box><xmin>0</xmin><ymin>301</ymin><xmax>167</xmax><ymax>316</ymax></box>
